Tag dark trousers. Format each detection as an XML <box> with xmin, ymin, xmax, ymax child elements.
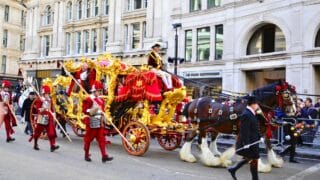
<box><xmin>24</xmin><ymin>121</ymin><xmax>33</xmax><ymax>135</ymax></box>
<box><xmin>228</xmin><ymin>158</ymin><xmax>258</xmax><ymax>180</ymax></box>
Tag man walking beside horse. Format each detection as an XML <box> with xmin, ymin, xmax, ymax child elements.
<box><xmin>228</xmin><ymin>96</ymin><xmax>260</xmax><ymax>180</ymax></box>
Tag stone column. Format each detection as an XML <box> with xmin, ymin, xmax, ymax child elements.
<box><xmin>106</xmin><ymin>0</ymin><xmax>123</xmax><ymax>52</ymax></box>
<box><xmin>210</xmin><ymin>25</ymin><xmax>216</xmax><ymax>61</ymax></box>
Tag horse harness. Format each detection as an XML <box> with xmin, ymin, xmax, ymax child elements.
<box><xmin>192</xmin><ymin>98</ymin><xmax>240</xmax><ymax>134</ymax></box>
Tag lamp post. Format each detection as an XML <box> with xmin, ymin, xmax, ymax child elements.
<box><xmin>172</xmin><ymin>23</ymin><xmax>182</xmax><ymax>75</ymax></box>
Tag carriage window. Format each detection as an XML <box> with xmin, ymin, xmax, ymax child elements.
<box><xmin>247</xmin><ymin>24</ymin><xmax>286</xmax><ymax>55</ymax></box>
<box><xmin>197</xmin><ymin>27</ymin><xmax>210</xmax><ymax>61</ymax></box>
<box><xmin>316</xmin><ymin>28</ymin><xmax>320</xmax><ymax>47</ymax></box>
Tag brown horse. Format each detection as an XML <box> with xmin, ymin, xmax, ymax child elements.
<box><xmin>179</xmin><ymin>81</ymin><xmax>297</xmax><ymax>172</ymax></box>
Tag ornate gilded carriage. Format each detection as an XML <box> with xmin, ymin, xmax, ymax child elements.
<box><xmin>30</xmin><ymin>54</ymin><xmax>192</xmax><ymax>156</ymax></box>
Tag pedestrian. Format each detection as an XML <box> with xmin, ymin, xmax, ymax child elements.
<box><xmin>32</xmin><ymin>85</ymin><xmax>59</xmax><ymax>152</ymax></box>
<box><xmin>21</xmin><ymin>91</ymin><xmax>36</xmax><ymax>136</ymax></box>
<box><xmin>315</xmin><ymin>97</ymin><xmax>320</xmax><ymax>108</ymax></box>
<box><xmin>0</xmin><ymin>80</ymin><xmax>17</xmax><ymax>142</ymax></box>
<box><xmin>276</xmin><ymin>107</ymin><xmax>299</xmax><ymax>163</ymax></box>
<box><xmin>301</xmin><ymin>97</ymin><xmax>318</xmax><ymax>145</ymax></box>
<box><xmin>82</xmin><ymin>81</ymin><xmax>113</xmax><ymax>163</ymax></box>
<box><xmin>227</xmin><ymin>96</ymin><xmax>260</xmax><ymax>180</ymax></box>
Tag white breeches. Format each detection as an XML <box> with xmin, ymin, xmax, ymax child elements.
<box><xmin>151</xmin><ymin>69</ymin><xmax>173</xmax><ymax>89</ymax></box>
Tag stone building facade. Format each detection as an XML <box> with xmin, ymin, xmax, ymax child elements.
<box><xmin>21</xmin><ymin>0</ymin><xmax>170</xmax><ymax>79</ymax></box>
<box><xmin>21</xmin><ymin>0</ymin><xmax>320</xmax><ymax>97</ymax></box>
<box><xmin>169</xmin><ymin>0</ymin><xmax>320</xmax><ymax>97</ymax></box>
<box><xmin>0</xmin><ymin>0</ymin><xmax>26</xmax><ymax>81</ymax></box>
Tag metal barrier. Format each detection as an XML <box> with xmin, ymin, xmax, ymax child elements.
<box><xmin>215</xmin><ymin>117</ymin><xmax>320</xmax><ymax>149</ymax></box>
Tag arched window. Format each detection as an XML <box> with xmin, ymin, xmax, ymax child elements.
<box><xmin>66</xmin><ymin>1</ymin><xmax>72</xmax><ymax>21</ymax></box>
<box><xmin>77</xmin><ymin>0</ymin><xmax>82</xmax><ymax>19</ymax></box>
<box><xmin>247</xmin><ymin>24</ymin><xmax>286</xmax><ymax>55</ymax></box>
<box><xmin>316</xmin><ymin>28</ymin><xmax>320</xmax><ymax>47</ymax></box>
<box><xmin>86</xmin><ymin>0</ymin><xmax>91</xmax><ymax>18</ymax></box>
<box><xmin>45</xmin><ymin>6</ymin><xmax>52</xmax><ymax>25</ymax></box>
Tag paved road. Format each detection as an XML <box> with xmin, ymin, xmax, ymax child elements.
<box><xmin>1</xmin><ymin>122</ymin><xmax>320</xmax><ymax>180</ymax></box>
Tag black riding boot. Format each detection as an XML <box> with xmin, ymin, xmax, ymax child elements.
<box><xmin>34</xmin><ymin>138</ymin><xmax>39</xmax><ymax>150</ymax></box>
<box><xmin>250</xmin><ymin>160</ymin><xmax>259</xmax><ymax>180</ymax></box>
<box><xmin>227</xmin><ymin>159</ymin><xmax>248</xmax><ymax>180</ymax></box>
<box><xmin>289</xmin><ymin>145</ymin><xmax>299</xmax><ymax>163</ymax></box>
<box><xmin>279</xmin><ymin>145</ymin><xmax>291</xmax><ymax>157</ymax></box>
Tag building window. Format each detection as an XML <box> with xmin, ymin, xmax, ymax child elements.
<box><xmin>21</xmin><ymin>11</ymin><xmax>26</xmax><ymax>26</ymax></box>
<box><xmin>128</xmin><ymin>0</ymin><xmax>145</xmax><ymax>11</ymax></box>
<box><xmin>4</xmin><ymin>5</ymin><xmax>9</xmax><ymax>22</ymax></box>
<box><xmin>144</xmin><ymin>0</ymin><xmax>148</xmax><ymax>8</ymax></box>
<box><xmin>103</xmin><ymin>0</ymin><xmax>109</xmax><ymax>15</ymax></box>
<box><xmin>84</xmin><ymin>30</ymin><xmax>89</xmax><ymax>53</ymax></box>
<box><xmin>76</xmin><ymin>32</ymin><xmax>81</xmax><ymax>54</ymax></box>
<box><xmin>134</xmin><ymin>0</ymin><xmax>142</xmax><ymax>9</ymax></box>
<box><xmin>316</xmin><ymin>28</ymin><xmax>320</xmax><ymax>47</ymax></box>
<box><xmin>86</xmin><ymin>0</ymin><xmax>91</xmax><ymax>18</ymax></box>
<box><xmin>1</xmin><ymin>55</ymin><xmax>6</xmax><ymax>73</ymax></box>
<box><xmin>185</xmin><ymin>30</ymin><xmax>192</xmax><ymax>62</ymax></box>
<box><xmin>66</xmin><ymin>33</ymin><xmax>71</xmax><ymax>55</ymax></box>
<box><xmin>45</xmin><ymin>6</ymin><xmax>52</xmax><ymax>25</ymax></box>
<box><xmin>66</xmin><ymin>2</ymin><xmax>72</xmax><ymax>21</ymax></box>
<box><xmin>190</xmin><ymin>0</ymin><xmax>201</xmax><ymax>12</ymax></box>
<box><xmin>3</xmin><ymin>30</ymin><xmax>8</xmax><ymax>48</ymax></box>
<box><xmin>94</xmin><ymin>0</ymin><xmax>99</xmax><ymax>16</ymax></box>
<box><xmin>208</xmin><ymin>0</ymin><xmax>221</xmax><ymax>8</ymax></box>
<box><xmin>143</xmin><ymin>21</ymin><xmax>147</xmax><ymax>38</ymax></box>
<box><xmin>215</xmin><ymin>25</ymin><xmax>223</xmax><ymax>60</ymax></box>
<box><xmin>92</xmin><ymin>29</ymin><xmax>97</xmax><ymax>53</ymax></box>
<box><xmin>132</xmin><ymin>23</ymin><xmax>140</xmax><ymax>49</ymax></box>
<box><xmin>20</xmin><ymin>35</ymin><xmax>25</xmax><ymax>51</ymax></box>
<box><xmin>102</xmin><ymin>27</ymin><xmax>108</xmax><ymax>51</ymax></box>
<box><xmin>124</xmin><ymin>25</ymin><xmax>129</xmax><ymax>49</ymax></box>
<box><xmin>197</xmin><ymin>27</ymin><xmax>210</xmax><ymax>61</ymax></box>
<box><xmin>44</xmin><ymin>35</ymin><xmax>50</xmax><ymax>56</ymax></box>
<box><xmin>247</xmin><ymin>24</ymin><xmax>286</xmax><ymax>55</ymax></box>
<box><xmin>77</xmin><ymin>0</ymin><xmax>82</xmax><ymax>20</ymax></box>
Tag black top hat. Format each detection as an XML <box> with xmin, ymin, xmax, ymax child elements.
<box><xmin>29</xmin><ymin>91</ymin><xmax>36</xmax><ymax>95</ymax></box>
<box><xmin>152</xmin><ymin>43</ymin><xmax>161</xmax><ymax>49</ymax></box>
<box><xmin>246</xmin><ymin>96</ymin><xmax>258</xmax><ymax>105</ymax></box>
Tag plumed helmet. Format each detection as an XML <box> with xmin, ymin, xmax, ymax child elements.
<box><xmin>2</xmin><ymin>80</ymin><xmax>11</xmax><ymax>88</ymax></box>
<box><xmin>41</xmin><ymin>85</ymin><xmax>51</xmax><ymax>94</ymax></box>
<box><xmin>91</xmin><ymin>81</ymin><xmax>104</xmax><ymax>92</ymax></box>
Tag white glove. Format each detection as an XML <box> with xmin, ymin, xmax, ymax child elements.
<box><xmin>243</xmin><ymin>145</ymin><xmax>250</xmax><ymax>149</ymax></box>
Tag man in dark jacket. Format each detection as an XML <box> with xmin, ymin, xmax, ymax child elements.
<box><xmin>21</xmin><ymin>92</ymin><xmax>36</xmax><ymax>135</ymax></box>
<box><xmin>228</xmin><ymin>96</ymin><xmax>260</xmax><ymax>180</ymax></box>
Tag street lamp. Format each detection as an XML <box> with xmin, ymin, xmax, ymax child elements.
<box><xmin>172</xmin><ymin>23</ymin><xmax>182</xmax><ymax>75</ymax></box>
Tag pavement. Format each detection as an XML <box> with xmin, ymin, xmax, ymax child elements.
<box><xmin>1</xmin><ymin>121</ymin><xmax>320</xmax><ymax>180</ymax></box>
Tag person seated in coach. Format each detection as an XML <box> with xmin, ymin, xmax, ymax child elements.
<box><xmin>147</xmin><ymin>43</ymin><xmax>173</xmax><ymax>90</ymax></box>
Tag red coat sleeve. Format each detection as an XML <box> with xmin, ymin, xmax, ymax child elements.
<box><xmin>82</xmin><ymin>97</ymin><xmax>93</xmax><ymax>115</ymax></box>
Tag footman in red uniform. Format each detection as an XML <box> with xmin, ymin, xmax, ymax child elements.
<box><xmin>32</xmin><ymin>85</ymin><xmax>60</xmax><ymax>152</ymax></box>
<box><xmin>0</xmin><ymin>80</ymin><xmax>17</xmax><ymax>142</ymax></box>
<box><xmin>82</xmin><ymin>81</ymin><xmax>113</xmax><ymax>163</ymax></box>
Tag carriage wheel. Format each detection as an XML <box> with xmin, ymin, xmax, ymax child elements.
<box><xmin>157</xmin><ymin>134</ymin><xmax>182</xmax><ymax>151</ymax></box>
<box><xmin>71</xmin><ymin>125</ymin><xmax>86</xmax><ymax>137</ymax></box>
<box><xmin>29</xmin><ymin>98</ymin><xmax>47</xmax><ymax>139</ymax></box>
<box><xmin>122</xmin><ymin>121</ymin><xmax>150</xmax><ymax>156</ymax></box>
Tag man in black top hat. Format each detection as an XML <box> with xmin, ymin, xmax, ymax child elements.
<box><xmin>228</xmin><ymin>96</ymin><xmax>260</xmax><ymax>180</ymax></box>
<box><xmin>21</xmin><ymin>91</ymin><xmax>36</xmax><ymax>136</ymax></box>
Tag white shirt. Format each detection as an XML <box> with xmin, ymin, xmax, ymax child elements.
<box><xmin>246</xmin><ymin>106</ymin><xmax>256</xmax><ymax>116</ymax></box>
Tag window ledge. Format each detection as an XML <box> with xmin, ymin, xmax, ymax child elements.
<box><xmin>238</xmin><ymin>51</ymin><xmax>288</xmax><ymax>62</ymax></box>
